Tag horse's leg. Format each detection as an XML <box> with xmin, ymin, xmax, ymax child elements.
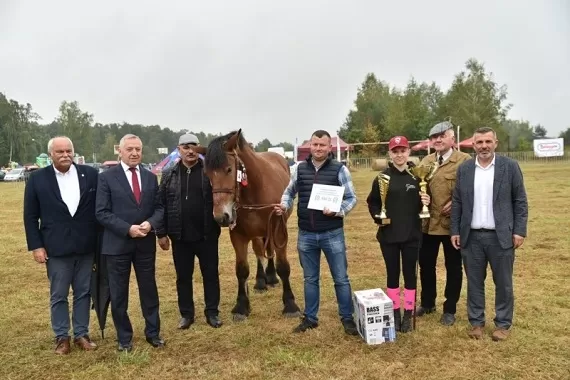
<box><xmin>230</xmin><ymin>231</ymin><xmax>251</xmax><ymax>321</ymax></box>
<box><xmin>264</xmin><ymin>239</ymin><xmax>279</xmax><ymax>287</ymax></box>
<box><xmin>275</xmin><ymin>242</ymin><xmax>301</xmax><ymax>318</ymax></box>
<box><xmin>252</xmin><ymin>237</ymin><xmax>268</xmax><ymax>292</ymax></box>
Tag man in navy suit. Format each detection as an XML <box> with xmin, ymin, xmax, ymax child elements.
<box><xmin>95</xmin><ymin>134</ymin><xmax>165</xmax><ymax>352</ymax></box>
<box><xmin>451</xmin><ymin>127</ymin><xmax>528</xmax><ymax>341</ymax></box>
<box><xmin>23</xmin><ymin>136</ymin><xmax>99</xmax><ymax>355</ymax></box>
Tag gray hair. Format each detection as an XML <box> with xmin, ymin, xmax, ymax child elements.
<box><xmin>119</xmin><ymin>134</ymin><xmax>142</xmax><ymax>148</ymax></box>
<box><xmin>47</xmin><ymin>136</ymin><xmax>74</xmax><ymax>154</ymax></box>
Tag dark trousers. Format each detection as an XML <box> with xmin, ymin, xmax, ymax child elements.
<box><xmin>380</xmin><ymin>240</ymin><xmax>418</xmax><ymax>289</ymax></box>
<box><xmin>106</xmin><ymin>250</ymin><xmax>160</xmax><ymax>345</ymax></box>
<box><xmin>419</xmin><ymin>233</ymin><xmax>463</xmax><ymax>314</ymax></box>
<box><xmin>172</xmin><ymin>238</ymin><xmax>220</xmax><ymax>319</ymax></box>
<box><xmin>46</xmin><ymin>253</ymin><xmax>93</xmax><ymax>339</ymax></box>
<box><xmin>462</xmin><ymin>230</ymin><xmax>515</xmax><ymax>329</ymax></box>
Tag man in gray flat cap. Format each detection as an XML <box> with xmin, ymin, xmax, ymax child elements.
<box><xmin>417</xmin><ymin>121</ymin><xmax>472</xmax><ymax>326</ymax></box>
<box><xmin>156</xmin><ymin>133</ymin><xmax>222</xmax><ymax>329</ymax></box>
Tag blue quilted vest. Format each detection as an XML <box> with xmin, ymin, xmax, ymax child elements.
<box><xmin>296</xmin><ymin>155</ymin><xmax>344</xmax><ymax>232</ymax></box>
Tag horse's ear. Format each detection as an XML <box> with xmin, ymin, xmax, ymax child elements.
<box><xmin>224</xmin><ymin>129</ymin><xmax>242</xmax><ymax>150</ymax></box>
<box><xmin>194</xmin><ymin>146</ymin><xmax>207</xmax><ymax>155</ymax></box>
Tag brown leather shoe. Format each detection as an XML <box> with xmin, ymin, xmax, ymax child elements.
<box><xmin>74</xmin><ymin>335</ymin><xmax>98</xmax><ymax>351</ymax></box>
<box><xmin>468</xmin><ymin>326</ymin><xmax>484</xmax><ymax>339</ymax></box>
<box><xmin>54</xmin><ymin>337</ymin><xmax>71</xmax><ymax>355</ymax></box>
<box><xmin>492</xmin><ymin>328</ymin><xmax>510</xmax><ymax>341</ymax></box>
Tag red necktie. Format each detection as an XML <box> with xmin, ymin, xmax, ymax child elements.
<box><xmin>129</xmin><ymin>167</ymin><xmax>141</xmax><ymax>204</ymax></box>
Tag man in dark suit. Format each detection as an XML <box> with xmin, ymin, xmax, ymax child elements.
<box><xmin>451</xmin><ymin>127</ymin><xmax>528</xmax><ymax>341</ymax></box>
<box><xmin>95</xmin><ymin>134</ymin><xmax>165</xmax><ymax>352</ymax></box>
<box><xmin>23</xmin><ymin>136</ymin><xmax>99</xmax><ymax>355</ymax></box>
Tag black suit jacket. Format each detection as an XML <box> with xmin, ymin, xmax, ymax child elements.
<box><xmin>95</xmin><ymin>163</ymin><xmax>164</xmax><ymax>255</ymax></box>
<box><xmin>451</xmin><ymin>154</ymin><xmax>528</xmax><ymax>249</ymax></box>
<box><xmin>23</xmin><ymin>164</ymin><xmax>99</xmax><ymax>257</ymax></box>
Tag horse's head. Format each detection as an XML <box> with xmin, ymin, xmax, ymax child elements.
<box><xmin>203</xmin><ymin>129</ymin><xmax>246</xmax><ymax>227</ymax></box>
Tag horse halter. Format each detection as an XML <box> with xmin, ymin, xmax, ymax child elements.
<box><xmin>211</xmin><ymin>149</ymin><xmax>247</xmax><ymax>209</ymax></box>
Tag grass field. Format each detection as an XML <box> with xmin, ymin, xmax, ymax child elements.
<box><xmin>1</xmin><ymin>163</ymin><xmax>569</xmax><ymax>380</ymax></box>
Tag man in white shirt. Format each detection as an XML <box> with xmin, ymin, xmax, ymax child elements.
<box><xmin>450</xmin><ymin>127</ymin><xmax>528</xmax><ymax>341</ymax></box>
<box><xmin>23</xmin><ymin>136</ymin><xmax>100</xmax><ymax>354</ymax></box>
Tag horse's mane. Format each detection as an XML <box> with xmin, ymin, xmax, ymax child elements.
<box><xmin>205</xmin><ymin>130</ymin><xmax>247</xmax><ymax>170</ymax></box>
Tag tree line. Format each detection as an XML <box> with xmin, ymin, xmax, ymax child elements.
<box><xmin>339</xmin><ymin>58</ymin><xmax>568</xmax><ymax>156</ymax></box>
<box><xmin>0</xmin><ymin>97</ymin><xmax>295</xmax><ymax>165</ymax></box>
<box><xmin>1</xmin><ymin>57</ymin><xmax>568</xmax><ymax>165</ymax></box>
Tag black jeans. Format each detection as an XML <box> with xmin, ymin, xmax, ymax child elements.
<box><xmin>380</xmin><ymin>240</ymin><xmax>419</xmax><ymax>290</ymax></box>
<box><xmin>418</xmin><ymin>233</ymin><xmax>463</xmax><ymax>314</ymax></box>
<box><xmin>172</xmin><ymin>238</ymin><xmax>220</xmax><ymax>319</ymax></box>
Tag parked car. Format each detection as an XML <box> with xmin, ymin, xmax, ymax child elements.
<box><xmin>0</xmin><ymin>170</ymin><xmax>5</xmax><ymax>181</ymax></box>
<box><xmin>3</xmin><ymin>168</ymin><xmax>25</xmax><ymax>182</ymax></box>
<box><xmin>99</xmin><ymin>160</ymin><xmax>119</xmax><ymax>173</ymax></box>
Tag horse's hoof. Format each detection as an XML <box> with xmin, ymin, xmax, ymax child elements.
<box><xmin>283</xmin><ymin>311</ymin><xmax>302</xmax><ymax>318</ymax></box>
<box><xmin>232</xmin><ymin>313</ymin><xmax>248</xmax><ymax>322</ymax></box>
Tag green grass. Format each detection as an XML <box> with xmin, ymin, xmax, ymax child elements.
<box><xmin>0</xmin><ymin>163</ymin><xmax>569</xmax><ymax>380</ymax></box>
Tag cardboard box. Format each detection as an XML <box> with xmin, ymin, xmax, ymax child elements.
<box><xmin>353</xmin><ymin>288</ymin><xmax>396</xmax><ymax>345</ymax></box>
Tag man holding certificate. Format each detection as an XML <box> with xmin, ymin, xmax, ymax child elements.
<box><xmin>274</xmin><ymin>130</ymin><xmax>358</xmax><ymax>336</ymax></box>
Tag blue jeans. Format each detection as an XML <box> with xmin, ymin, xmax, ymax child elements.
<box><xmin>46</xmin><ymin>253</ymin><xmax>93</xmax><ymax>339</ymax></box>
<box><xmin>297</xmin><ymin>227</ymin><xmax>354</xmax><ymax>323</ymax></box>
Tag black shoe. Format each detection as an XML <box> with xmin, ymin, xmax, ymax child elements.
<box><xmin>416</xmin><ymin>306</ymin><xmax>436</xmax><ymax>316</ymax></box>
<box><xmin>440</xmin><ymin>313</ymin><xmax>456</xmax><ymax>326</ymax></box>
<box><xmin>178</xmin><ymin>317</ymin><xmax>194</xmax><ymax>329</ymax></box>
<box><xmin>400</xmin><ymin>310</ymin><xmax>413</xmax><ymax>333</ymax></box>
<box><xmin>341</xmin><ymin>318</ymin><xmax>359</xmax><ymax>336</ymax></box>
<box><xmin>292</xmin><ymin>317</ymin><xmax>318</xmax><ymax>333</ymax></box>
<box><xmin>206</xmin><ymin>315</ymin><xmax>223</xmax><ymax>328</ymax></box>
<box><xmin>117</xmin><ymin>342</ymin><xmax>133</xmax><ymax>352</ymax></box>
<box><xmin>393</xmin><ymin>309</ymin><xmax>402</xmax><ymax>332</ymax></box>
<box><xmin>145</xmin><ymin>336</ymin><xmax>165</xmax><ymax>348</ymax></box>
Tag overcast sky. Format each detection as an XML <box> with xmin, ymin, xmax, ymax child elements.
<box><xmin>1</xmin><ymin>0</ymin><xmax>569</xmax><ymax>145</ymax></box>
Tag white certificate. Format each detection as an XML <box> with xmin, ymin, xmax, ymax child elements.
<box><xmin>307</xmin><ymin>184</ymin><xmax>345</xmax><ymax>213</ymax></box>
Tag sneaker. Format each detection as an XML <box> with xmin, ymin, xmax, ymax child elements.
<box><xmin>491</xmin><ymin>328</ymin><xmax>510</xmax><ymax>342</ymax></box>
<box><xmin>292</xmin><ymin>317</ymin><xmax>318</xmax><ymax>333</ymax></box>
<box><xmin>416</xmin><ymin>306</ymin><xmax>436</xmax><ymax>316</ymax></box>
<box><xmin>440</xmin><ymin>313</ymin><xmax>456</xmax><ymax>326</ymax></box>
<box><xmin>341</xmin><ymin>318</ymin><xmax>358</xmax><ymax>336</ymax></box>
<box><xmin>468</xmin><ymin>326</ymin><xmax>484</xmax><ymax>339</ymax></box>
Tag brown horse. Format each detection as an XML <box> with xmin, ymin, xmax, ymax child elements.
<box><xmin>195</xmin><ymin>129</ymin><xmax>301</xmax><ymax>321</ymax></box>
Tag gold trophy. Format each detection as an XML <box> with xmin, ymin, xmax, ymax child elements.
<box><xmin>375</xmin><ymin>173</ymin><xmax>391</xmax><ymax>224</ymax></box>
<box><xmin>406</xmin><ymin>162</ymin><xmax>439</xmax><ymax>219</ymax></box>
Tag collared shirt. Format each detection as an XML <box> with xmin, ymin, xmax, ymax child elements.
<box><xmin>120</xmin><ymin>161</ymin><xmax>141</xmax><ymax>191</ymax></box>
<box><xmin>471</xmin><ymin>155</ymin><xmax>496</xmax><ymax>229</ymax></box>
<box><xmin>437</xmin><ymin>148</ymin><xmax>453</xmax><ymax>164</ymax></box>
<box><xmin>54</xmin><ymin>164</ymin><xmax>80</xmax><ymax>217</ymax></box>
<box><xmin>281</xmin><ymin>162</ymin><xmax>357</xmax><ymax>218</ymax></box>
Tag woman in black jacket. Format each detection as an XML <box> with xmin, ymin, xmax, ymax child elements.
<box><xmin>366</xmin><ymin>136</ymin><xmax>430</xmax><ymax>333</ymax></box>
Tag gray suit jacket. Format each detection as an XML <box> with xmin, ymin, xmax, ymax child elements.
<box><xmin>450</xmin><ymin>155</ymin><xmax>528</xmax><ymax>249</ymax></box>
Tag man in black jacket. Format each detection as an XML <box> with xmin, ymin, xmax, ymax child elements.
<box><xmin>23</xmin><ymin>136</ymin><xmax>99</xmax><ymax>354</ymax></box>
<box><xmin>156</xmin><ymin>133</ymin><xmax>222</xmax><ymax>329</ymax></box>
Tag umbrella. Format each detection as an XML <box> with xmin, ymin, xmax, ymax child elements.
<box><xmin>91</xmin><ymin>225</ymin><xmax>111</xmax><ymax>339</ymax></box>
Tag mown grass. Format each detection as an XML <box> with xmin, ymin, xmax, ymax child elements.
<box><xmin>0</xmin><ymin>163</ymin><xmax>568</xmax><ymax>380</ymax></box>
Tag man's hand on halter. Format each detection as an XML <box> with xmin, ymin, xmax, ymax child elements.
<box><xmin>274</xmin><ymin>204</ymin><xmax>286</xmax><ymax>216</ymax></box>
